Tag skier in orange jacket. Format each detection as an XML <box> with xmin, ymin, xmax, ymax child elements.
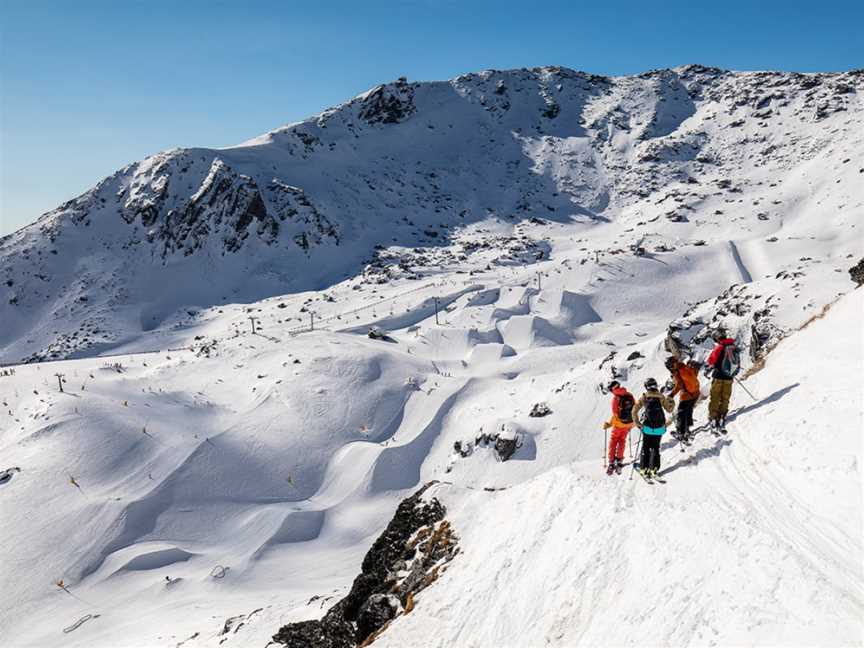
<box><xmin>665</xmin><ymin>356</ymin><xmax>701</xmax><ymax>443</ymax></box>
<box><xmin>602</xmin><ymin>381</ymin><xmax>636</xmax><ymax>475</ymax></box>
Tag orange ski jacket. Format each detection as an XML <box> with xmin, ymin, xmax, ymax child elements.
<box><xmin>670</xmin><ymin>364</ymin><xmax>700</xmax><ymax>401</ymax></box>
<box><xmin>605</xmin><ymin>387</ymin><xmax>636</xmax><ymax>430</ymax></box>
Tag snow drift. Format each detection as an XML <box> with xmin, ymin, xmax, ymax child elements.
<box><xmin>0</xmin><ymin>64</ymin><xmax>862</xmax><ymax>647</ymax></box>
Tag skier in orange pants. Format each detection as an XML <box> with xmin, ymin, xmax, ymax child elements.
<box><xmin>603</xmin><ymin>380</ymin><xmax>636</xmax><ymax>475</ymax></box>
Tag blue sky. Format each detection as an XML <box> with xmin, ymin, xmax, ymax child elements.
<box><xmin>1</xmin><ymin>0</ymin><xmax>861</xmax><ymax>235</ymax></box>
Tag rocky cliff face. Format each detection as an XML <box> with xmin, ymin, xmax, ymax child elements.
<box><xmin>272</xmin><ymin>482</ymin><xmax>458</xmax><ymax>648</ymax></box>
<box><xmin>1</xmin><ymin>65</ymin><xmax>862</xmax><ymax>362</ymax></box>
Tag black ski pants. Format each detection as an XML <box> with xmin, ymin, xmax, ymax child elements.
<box><xmin>641</xmin><ymin>432</ymin><xmax>663</xmax><ymax>471</ymax></box>
<box><xmin>676</xmin><ymin>398</ymin><xmax>695</xmax><ymax>434</ymax></box>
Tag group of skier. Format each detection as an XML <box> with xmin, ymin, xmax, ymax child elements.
<box><xmin>602</xmin><ymin>328</ymin><xmax>741</xmax><ymax>482</ymax></box>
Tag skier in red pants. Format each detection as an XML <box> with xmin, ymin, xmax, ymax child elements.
<box><xmin>603</xmin><ymin>380</ymin><xmax>636</xmax><ymax>475</ymax></box>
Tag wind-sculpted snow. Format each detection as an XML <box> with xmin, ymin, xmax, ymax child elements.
<box><xmin>374</xmin><ymin>290</ymin><xmax>864</xmax><ymax>648</ymax></box>
<box><xmin>0</xmin><ymin>64</ymin><xmax>862</xmax><ymax>647</ymax></box>
<box><xmin>1</xmin><ymin>65</ymin><xmax>862</xmax><ymax>362</ymax></box>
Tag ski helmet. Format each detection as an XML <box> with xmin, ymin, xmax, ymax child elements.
<box><xmin>644</xmin><ymin>377</ymin><xmax>658</xmax><ymax>390</ymax></box>
<box><xmin>664</xmin><ymin>356</ymin><xmax>678</xmax><ymax>370</ymax></box>
<box><xmin>712</xmin><ymin>326</ymin><xmax>727</xmax><ymax>341</ymax></box>
<box><xmin>607</xmin><ymin>380</ymin><xmax>621</xmax><ymax>391</ymax></box>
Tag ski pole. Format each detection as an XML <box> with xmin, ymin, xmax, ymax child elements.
<box><xmin>603</xmin><ymin>427</ymin><xmax>608</xmax><ymax>468</ymax></box>
<box><xmin>734</xmin><ymin>377</ymin><xmax>757</xmax><ymax>402</ymax></box>
<box><xmin>629</xmin><ymin>429</ymin><xmax>633</xmax><ymax>458</ymax></box>
<box><xmin>629</xmin><ymin>431</ymin><xmax>642</xmax><ymax>480</ymax></box>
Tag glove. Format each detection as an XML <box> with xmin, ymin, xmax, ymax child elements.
<box><xmin>603</xmin><ymin>421</ymin><xmax>611</xmax><ymax>430</ymax></box>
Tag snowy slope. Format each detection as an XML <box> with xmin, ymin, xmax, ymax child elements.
<box><xmin>0</xmin><ymin>64</ymin><xmax>863</xmax><ymax>648</ymax></box>
<box><xmin>376</xmin><ymin>289</ymin><xmax>864</xmax><ymax>648</ymax></box>
<box><xmin>1</xmin><ymin>65</ymin><xmax>862</xmax><ymax>363</ymax></box>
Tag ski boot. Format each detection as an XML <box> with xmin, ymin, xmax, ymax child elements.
<box><xmin>675</xmin><ymin>429</ymin><xmax>685</xmax><ymax>452</ymax></box>
<box><xmin>649</xmin><ymin>468</ymin><xmax>666</xmax><ymax>483</ymax></box>
<box><xmin>606</xmin><ymin>462</ymin><xmax>616</xmax><ymax>476</ymax></box>
<box><xmin>720</xmin><ymin>417</ymin><xmax>728</xmax><ymax>434</ymax></box>
<box><xmin>614</xmin><ymin>458</ymin><xmax>623</xmax><ymax>475</ymax></box>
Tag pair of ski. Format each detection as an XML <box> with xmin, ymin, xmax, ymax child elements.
<box><xmin>637</xmin><ymin>468</ymin><xmax>666</xmax><ymax>484</ymax></box>
<box><xmin>631</xmin><ymin>446</ymin><xmax>666</xmax><ymax>484</ymax></box>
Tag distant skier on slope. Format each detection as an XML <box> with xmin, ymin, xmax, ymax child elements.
<box><xmin>664</xmin><ymin>356</ymin><xmax>700</xmax><ymax>443</ymax></box>
<box><xmin>632</xmin><ymin>378</ymin><xmax>675</xmax><ymax>480</ymax></box>
<box><xmin>602</xmin><ymin>380</ymin><xmax>635</xmax><ymax>475</ymax></box>
<box><xmin>705</xmin><ymin>327</ymin><xmax>741</xmax><ymax>434</ymax></box>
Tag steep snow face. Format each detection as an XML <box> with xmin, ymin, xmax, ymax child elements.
<box><xmin>375</xmin><ymin>290</ymin><xmax>864</xmax><ymax>648</ymax></box>
<box><xmin>2</xmin><ymin>259</ymin><xmax>858</xmax><ymax>647</ymax></box>
<box><xmin>1</xmin><ymin>66</ymin><xmax>862</xmax><ymax>362</ymax></box>
<box><xmin>0</xmin><ymin>65</ymin><xmax>862</xmax><ymax>648</ymax></box>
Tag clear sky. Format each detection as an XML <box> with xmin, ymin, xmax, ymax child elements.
<box><xmin>1</xmin><ymin>0</ymin><xmax>861</xmax><ymax>235</ymax></box>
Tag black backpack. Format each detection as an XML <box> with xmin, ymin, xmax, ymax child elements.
<box><xmin>643</xmin><ymin>395</ymin><xmax>665</xmax><ymax>428</ymax></box>
<box><xmin>617</xmin><ymin>393</ymin><xmax>635</xmax><ymax>423</ymax></box>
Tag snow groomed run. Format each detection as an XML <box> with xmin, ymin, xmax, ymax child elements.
<box><xmin>0</xmin><ymin>65</ymin><xmax>862</xmax><ymax>647</ymax></box>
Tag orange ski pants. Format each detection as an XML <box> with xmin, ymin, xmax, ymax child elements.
<box><xmin>608</xmin><ymin>426</ymin><xmax>630</xmax><ymax>464</ymax></box>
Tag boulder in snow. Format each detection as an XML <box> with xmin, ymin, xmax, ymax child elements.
<box><xmin>529</xmin><ymin>402</ymin><xmax>552</xmax><ymax>417</ymax></box>
<box><xmin>476</xmin><ymin>421</ymin><xmax>524</xmax><ymax>461</ymax></box>
<box><xmin>849</xmin><ymin>258</ymin><xmax>864</xmax><ymax>286</ymax></box>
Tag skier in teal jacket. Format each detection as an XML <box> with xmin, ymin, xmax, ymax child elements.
<box><xmin>632</xmin><ymin>377</ymin><xmax>675</xmax><ymax>479</ymax></box>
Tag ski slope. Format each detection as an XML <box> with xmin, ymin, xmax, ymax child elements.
<box><xmin>377</xmin><ymin>289</ymin><xmax>864</xmax><ymax>648</ymax></box>
<box><xmin>2</xmin><ymin>65</ymin><xmax>862</xmax><ymax>364</ymax></box>
<box><xmin>0</xmin><ymin>64</ymin><xmax>863</xmax><ymax>647</ymax></box>
<box><xmin>1</xmin><ymin>231</ymin><xmax>860</xmax><ymax>647</ymax></box>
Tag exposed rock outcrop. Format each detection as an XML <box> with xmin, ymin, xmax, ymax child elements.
<box><xmin>2</xmin><ymin>65</ymin><xmax>860</xmax><ymax>363</ymax></box>
<box><xmin>849</xmin><ymin>258</ymin><xmax>864</xmax><ymax>286</ymax></box>
<box><xmin>272</xmin><ymin>482</ymin><xmax>458</xmax><ymax>648</ymax></box>
<box><xmin>529</xmin><ymin>402</ymin><xmax>552</xmax><ymax>417</ymax></box>
<box><xmin>358</xmin><ymin>79</ymin><xmax>417</xmax><ymax>125</ymax></box>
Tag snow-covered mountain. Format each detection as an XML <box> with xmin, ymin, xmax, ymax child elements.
<box><xmin>1</xmin><ymin>65</ymin><xmax>861</xmax><ymax>363</ymax></box>
<box><xmin>0</xmin><ymin>65</ymin><xmax>862</xmax><ymax>648</ymax></box>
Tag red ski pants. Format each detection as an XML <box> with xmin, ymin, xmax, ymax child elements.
<box><xmin>608</xmin><ymin>427</ymin><xmax>630</xmax><ymax>463</ymax></box>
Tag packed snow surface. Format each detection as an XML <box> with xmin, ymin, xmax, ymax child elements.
<box><xmin>0</xmin><ymin>64</ymin><xmax>862</xmax><ymax>647</ymax></box>
<box><xmin>377</xmin><ymin>290</ymin><xmax>864</xmax><ymax>648</ymax></box>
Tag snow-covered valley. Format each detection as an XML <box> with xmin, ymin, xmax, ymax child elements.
<box><xmin>0</xmin><ymin>65</ymin><xmax>862</xmax><ymax>647</ymax></box>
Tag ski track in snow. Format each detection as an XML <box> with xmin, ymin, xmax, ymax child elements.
<box><xmin>0</xmin><ymin>65</ymin><xmax>862</xmax><ymax>647</ymax></box>
<box><xmin>727</xmin><ymin>240</ymin><xmax>753</xmax><ymax>284</ymax></box>
<box><xmin>376</xmin><ymin>291</ymin><xmax>864</xmax><ymax>648</ymax></box>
